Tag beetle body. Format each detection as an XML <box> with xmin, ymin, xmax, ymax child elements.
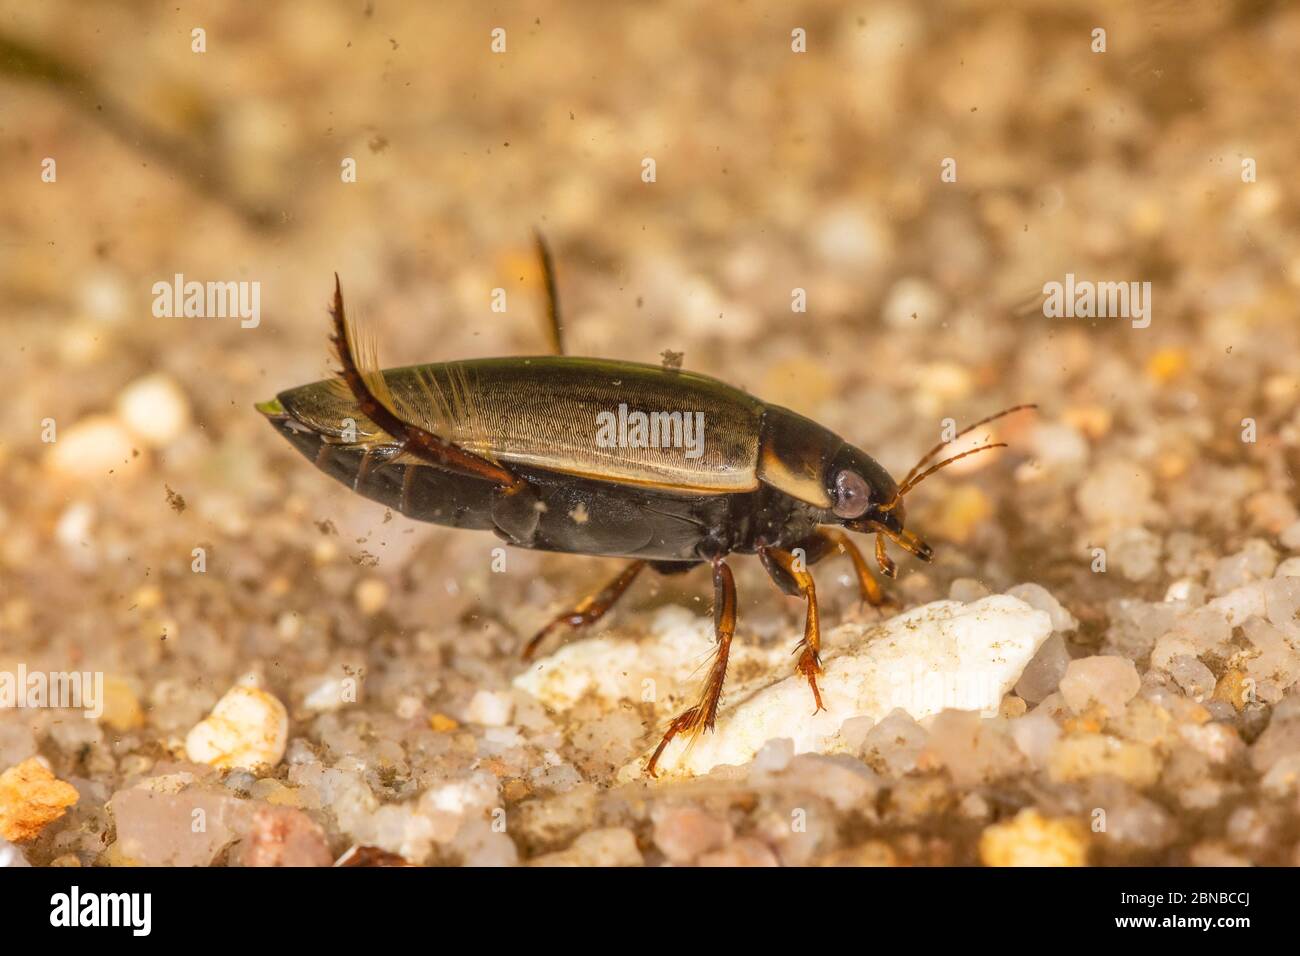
<box><xmin>259</xmin><ymin>260</ymin><xmax>1020</xmax><ymax>775</ymax></box>
<box><xmin>260</xmin><ymin>356</ymin><xmax>897</xmax><ymax>563</ymax></box>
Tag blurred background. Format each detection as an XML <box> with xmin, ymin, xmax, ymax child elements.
<box><xmin>2</xmin><ymin>0</ymin><xmax>1299</xmax><ymax>866</ymax></box>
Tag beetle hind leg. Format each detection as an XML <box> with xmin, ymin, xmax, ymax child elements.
<box><xmin>647</xmin><ymin>558</ymin><xmax>736</xmax><ymax>777</ymax></box>
<box><xmin>759</xmin><ymin>545</ymin><xmax>825</xmax><ymax>714</ymax></box>
<box><xmin>328</xmin><ymin>274</ymin><xmax>526</xmax><ymax>491</ymax></box>
<box><xmin>522</xmin><ymin>560</ymin><xmax>646</xmax><ymax>660</ymax></box>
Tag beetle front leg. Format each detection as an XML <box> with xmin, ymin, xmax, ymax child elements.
<box><xmin>647</xmin><ymin>557</ymin><xmax>736</xmax><ymax>777</ymax></box>
<box><xmin>523</xmin><ymin>560</ymin><xmax>646</xmax><ymax>660</ymax></box>
<box><xmin>795</xmin><ymin>528</ymin><xmax>890</xmax><ymax>608</ymax></box>
<box><xmin>759</xmin><ymin>545</ymin><xmax>824</xmax><ymax>714</ymax></box>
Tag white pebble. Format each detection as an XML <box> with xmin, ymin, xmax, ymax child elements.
<box><xmin>881</xmin><ymin>276</ymin><xmax>945</xmax><ymax>328</ymax></box>
<box><xmin>1164</xmin><ymin>579</ymin><xmax>1205</xmax><ymax>604</ymax></box>
<box><xmin>115</xmin><ymin>373</ymin><xmax>191</xmax><ymax>448</ymax></box>
<box><xmin>1167</xmin><ymin>655</ymin><xmax>1215</xmax><ymax>701</ymax></box>
<box><xmin>814</xmin><ymin>207</ymin><xmax>890</xmax><ymax>270</ymax></box>
<box><xmin>420</xmin><ymin>773</ymin><xmax>499</xmax><ymax>816</ymax></box>
<box><xmin>46</xmin><ymin>415</ymin><xmax>139</xmax><ymax>479</ymax></box>
<box><xmin>751</xmin><ymin>737</ymin><xmax>795</xmax><ymax>774</ymax></box>
<box><xmin>54</xmin><ymin>502</ymin><xmax>95</xmax><ymax>553</ymax></box>
<box><xmin>651</xmin><ymin>805</ymin><xmax>733</xmax><ymax>863</ymax></box>
<box><xmin>1109</xmin><ymin>527</ymin><xmax>1163</xmax><ymax>582</ymax></box>
<box><xmin>1014</xmin><ymin>632</ymin><xmax>1070</xmax><ymax>703</ymax></box>
<box><xmin>533</xmin><ymin>828</ymin><xmax>643</xmax><ymax>867</ymax></box>
<box><xmin>1209</xmin><ymin>539</ymin><xmax>1278</xmax><ymax>595</ymax></box>
<box><xmin>528</xmin><ymin>762</ymin><xmax>582</xmax><ymax>793</ymax></box>
<box><xmin>1010</xmin><ymin>711</ymin><xmax>1060</xmax><ymax>767</ymax></box>
<box><xmin>1164</xmin><ymin>605</ymin><xmax>1234</xmax><ymax>656</ymax></box>
<box><xmin>861</xmin><ymin>710</ymin><xmax>928</xmax><ymax>776</ymax></box>
<box><xmin>782</xmin><ymin>753</ymin><xmax>879</xmax><ymax>810</ymax></box>
<box><xmin>1150</xmin><ymin>633</ymin><xmax>1200</xmax><ymax>672</ymax></box>
<box><xmin>1206</xmin><ymin>582</ymin><xmax>1268</xmax><ymax>627</ymax></box>
<box><xmin>185</xmin><ymin>685</ymin><xmax>289</xmax><ymax>770</ymax></box>
<box><xmin>1007</xmin><ymin>583</ymin><xmax>1078</xmax><ymax>633</ymax></box>
<box><xmin>1059</xmin><ymin>656</ymin><xmax>1140</xmax><ymax>716</ymax></box>
<box><xmin>465</xmin><ymin>689</ymin><xmax>514</xmax><ymax>727</ymax></box>
<box><xmin>0</xmin><ymin>839</ymin><xmax>30</xmax><ymax>867</ymax></box>
<box><xmin>301</xmin><ymin>676</ymin><xmax>356</xmax><ymax>713</ymax></box>
<box><xmin>514</xmin><ymin>606</ymin><xmax>787</xmax><ymax>712</ymax></box>
<box><xmin>622</xmin><ymin>596</ymin><xmax>1050</xmax><ymax>779</ymax></box>
<box><xmin>1274</xmin><ymin>557</ymin><xmax>1300</xmax><ymax>578</ymax></box>
<box><xmin>1029</xmin><ymin>422</ymin><xmax>1089</xmax><ymax>469</ymax></box>
<box><xmin>454</xmin><ymin>820</ymin><xmax>518</xmax><ymax>867</ymax></box>
<box><xmin>1265</xmin><ymin>577</ymin><xmax>1300</xmax><ymax>629</ymax></box>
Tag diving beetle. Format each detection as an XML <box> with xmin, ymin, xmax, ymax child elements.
<box><xmin>258</xmin><ymin>235</ymin><xmax>1030</xmax><ymax>775</ymax></box>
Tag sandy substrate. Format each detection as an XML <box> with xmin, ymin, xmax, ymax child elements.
<box><xmin>2</xmin><ymin>2</ymin><xmax>1300</xmax><ymax>866</ymax></box>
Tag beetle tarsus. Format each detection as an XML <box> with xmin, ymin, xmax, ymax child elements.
<box><xmin>796</xmin><ymin>642</ymin><xmax>825</xmax><ymax>713</ymax></box>
<box><xmin>523</xmin><ymin>560</ymin><xmax>646</xmax><ymax>660</ymax></box>
<box><xmin>646</xmin><ymin>707</ymin><xmax>702</xmax><ymax>778</ymax></box>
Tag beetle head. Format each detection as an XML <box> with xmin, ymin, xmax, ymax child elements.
<box><xmin>760</xmin><ymin>403</ymin><xmax>1030</xmax><ymax>577</ymax></box>
<box><xmin>825</xmin><ymin>445</ymin><xmax>932</xmax><ymax>576</ymax></box>
<box><xmin>827</xmin><ymin>404</ymin><xmax>1037</xmax><ymax>577</ymax></box>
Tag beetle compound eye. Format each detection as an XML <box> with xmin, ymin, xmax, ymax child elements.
<box><xmin>832</xmin><ymin>469</ymin><xmax>872</xmax><ymax>518</ymax></box>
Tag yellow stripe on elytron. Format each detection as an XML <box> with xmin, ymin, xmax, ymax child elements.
<box><xmin>757</xmin><ymin>443</ymin><xmax>833</xmax><ymax>509</ymax></box>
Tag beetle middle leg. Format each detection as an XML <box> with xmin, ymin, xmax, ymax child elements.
<box><xmin>522</xmin><ymin>560</ymin><xmax>647</xmax><ymax>660</ymax></box>
<box><xmin>758</xmin><ymin>545</ymin><xmax>825</xmax><ymax>714</ymax></box>
<box><xmin>533</xmin><ymin>229</ymin><xmax>565</xmax><ymax>356</ymax></box>
<box><xmin>646</xmin><ymin>557</ymin><xmax>736</xmax><ymax>777</ymax></box>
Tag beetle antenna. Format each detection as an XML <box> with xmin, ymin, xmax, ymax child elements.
<box><xmin>898</xmin><ymin>404</ymin><xmax>1036</xmax><ymax>489</ymax></box>
<box><xmin>879</xmin><ymin>442</ymin><xmax>1008</xmax><ymax>511</ymax></box>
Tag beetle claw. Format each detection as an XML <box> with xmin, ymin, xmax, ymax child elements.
<box><xmin>796</xmin><ymin>646</ymin><xmax>825</xmax><ymax>712</ymax></box>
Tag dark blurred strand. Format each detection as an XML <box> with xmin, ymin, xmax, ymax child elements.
<box><xmin>0</xmin><ymin>29</ymin><xmax>276</xmax><ymax>229</ymax></box>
